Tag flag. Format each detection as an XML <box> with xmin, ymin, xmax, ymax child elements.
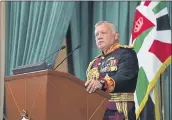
<box><xmin>130</xmin><ymin>1</ymin><xmax>172</xmax><ymax>120</ymax></box>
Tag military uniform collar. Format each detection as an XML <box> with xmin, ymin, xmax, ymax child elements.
<box><xmin>102</xmin><ymin>43</ymin><xmax>120</xmax><ymax>56</ymax></box>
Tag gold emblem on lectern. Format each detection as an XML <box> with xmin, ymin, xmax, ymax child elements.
<box><xmin>21</xmin><ymin>117</ymin><xmax>30</xmax><ymax>120</ymax></box>
<box><xmin>20</xmin><ymin>110</ymin><xmax>30</xmax><ymax>120</ymax></box>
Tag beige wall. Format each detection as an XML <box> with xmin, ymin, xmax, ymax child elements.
<box><xmin>0</xmin><ymin>2</ymin><xmax>5</xmax><ymax>120</ymax></box>
<box><xmin>54</xmin><ymin>39</ymin><xmax>68</xmax><ymax>73</ymax></box>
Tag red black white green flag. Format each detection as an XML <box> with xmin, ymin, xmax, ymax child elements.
<box><xmin>130</xmin><ymin>1</ymin><xmax>172</xmax><ymax>120</ymax></box>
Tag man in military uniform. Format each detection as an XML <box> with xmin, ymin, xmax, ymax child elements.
<box><xmin>85</xmin><ymin>21</ymin><xmax>139</xmax><ymax>120</ymax></box>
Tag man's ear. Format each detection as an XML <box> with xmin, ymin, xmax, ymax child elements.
<box><xmin>114</xmin><ymin>32</ymin><xmax>119</xmax><ymax>40</ymax></box>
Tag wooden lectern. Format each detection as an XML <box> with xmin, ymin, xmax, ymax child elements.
<box><xmin>5</xmin><ymin>70</ymin><xmax>110</xmax><ymax>120</ymax></box>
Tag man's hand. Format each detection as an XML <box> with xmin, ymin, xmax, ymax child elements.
<box><xmin>85</xmin><ymin>80</ymin><xmax>102</xmax><ymax>93</ymax></box>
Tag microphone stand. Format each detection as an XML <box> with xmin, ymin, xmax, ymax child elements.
<box><xmin>54</xmin><ymin>45</ymin><xmax>81</xmax><ymax>70</ymax></box>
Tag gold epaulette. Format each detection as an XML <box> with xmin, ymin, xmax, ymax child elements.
<box><xmin>119</xmin><ymin>44</ymin><xmax>134</xmax><ymax>49</ymax></box>
<box><xmin>86</xmin><ymin>54</ymin><xmax>101</xmax><ymax>77</ymax></box>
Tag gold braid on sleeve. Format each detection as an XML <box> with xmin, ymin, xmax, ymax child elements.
<box><xmin>86</xmin><ymin>60</ymin><xmax>95</xmax><ymax>81</ymax></box>
<box><xmin>86</xmin><ymin>55</ymin><xmax>101</xmax><ymax>81</ymax></box>
<box><xmin>103</xmin><ymin>74</ymin><xmax>115</xmax><ymax>92</ymax></box>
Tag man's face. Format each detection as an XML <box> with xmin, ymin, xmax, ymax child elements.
<box><xmin>95</xmin><ymin>23</ymin><xmax>116</xmax><ymax>51</ymax></box>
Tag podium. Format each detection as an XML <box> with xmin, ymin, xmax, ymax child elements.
<box><xmin>5</xmin><ymin>70</ymin><xmax>110</xmax><ymax>120</ymax></box>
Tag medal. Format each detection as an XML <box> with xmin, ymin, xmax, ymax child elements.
<box><xmin>111</xmin><ymin>66</ymin><xmax>116</xmax><ymax>71</ymax></box>
<box><xmin>110</xmin><ymin>66</ymin><xmax>117</xmax><ymax>71</ymax></box>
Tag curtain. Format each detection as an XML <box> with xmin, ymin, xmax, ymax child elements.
<box><xmin>163</xmin><ymin>65</ymin><xmax>172</xmax><ymax>120</ymax></box>
<box><xmin>5</xmin><ymin>1</ymin><xmax>75</xmax><ymax>76</ymax></box>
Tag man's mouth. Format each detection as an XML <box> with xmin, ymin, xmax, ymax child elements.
<box><xmin>98</xmin><ymin>41</ymin><xmax>104</xmax><ymax>45</ymax></box>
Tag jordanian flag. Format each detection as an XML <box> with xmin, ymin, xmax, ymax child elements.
<box><xmin>130</xmin><ymin>1</ymin><xmax>172</xmax><ymax>120</ymax></box>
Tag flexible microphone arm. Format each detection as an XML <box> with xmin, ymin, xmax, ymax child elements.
<box><xmin>54</xmin><ymin>45</ymin><xmax>81</xmax><ymax>70</ymax></box>
<box><xmin>43</xmin><ymin>45</ymin><xmax>66</xmax><ymax>62</ymax></box>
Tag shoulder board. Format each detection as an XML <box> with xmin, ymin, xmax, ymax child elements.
<box><xmin>119</xmin><ymin>44</ymin><xmax>134</xmax><ymax>49</ymax></box>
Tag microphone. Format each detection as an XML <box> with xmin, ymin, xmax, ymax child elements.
<box><xmin>54</xmin><ymin>45</ymin><xmax>81</xmax><ymax>70</ymax></box>
<box><xmin>43</xmin><ymin>45</ymin><xmax>66</xmax><ymax>62</ymax></box>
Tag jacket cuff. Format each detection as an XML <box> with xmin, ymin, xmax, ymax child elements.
<box><xmin>102</xmin><ymin>75</ymin><xmax>115</xmax><ymax>92</ymax></box>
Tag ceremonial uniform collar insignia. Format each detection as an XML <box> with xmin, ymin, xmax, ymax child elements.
<box><xmin>102</xmin><ymin>43</ymin><xmax>120</xmax><ymax>55</ymax></box>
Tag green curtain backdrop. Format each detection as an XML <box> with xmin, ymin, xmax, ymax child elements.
<box><xmin>163</xmin><ymin>65</ymin><xmax>172</xmax><ymax>120</ymax></box>
<box><xmin>69</xmin><ymin>1</ymin><xmax>172</xmax><ymax>120</ymax></box>
<box><xmin>5</xmin><ymin>1</ymin><xmax>75</xmax><ymax>76</ymax></box>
